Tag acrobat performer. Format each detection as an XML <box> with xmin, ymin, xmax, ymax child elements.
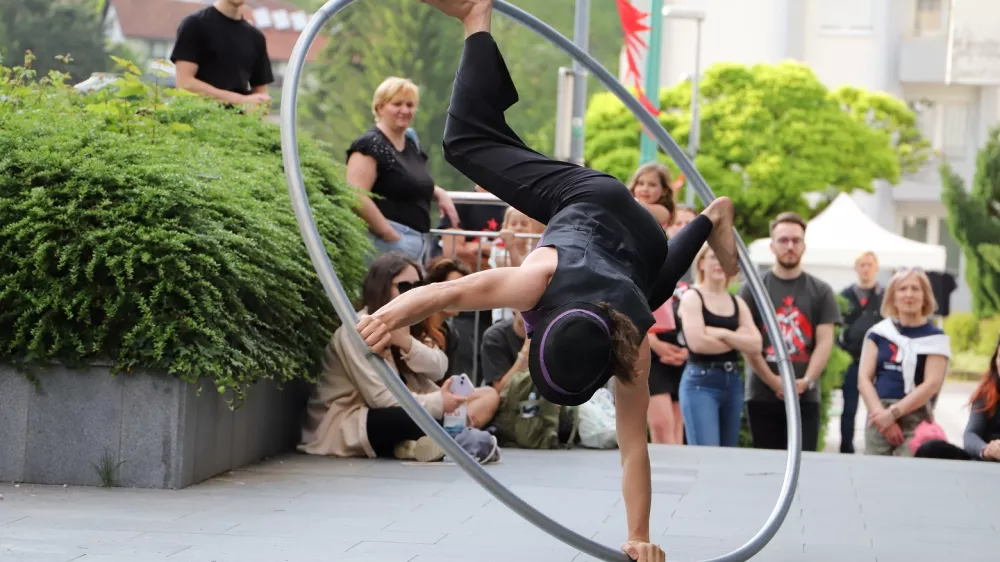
<box><xmin>358</xmin><ymin>1</ymin><xmax>740</xmax><ymax>560</ymax></box>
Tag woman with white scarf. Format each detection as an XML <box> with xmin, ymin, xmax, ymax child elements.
<box><xmin>857</xmin><ymin>267</ymin><xmax>951</xmax><ymax>456</ymax></box>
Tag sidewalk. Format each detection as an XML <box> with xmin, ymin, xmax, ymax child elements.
<box><xmin>2</xmin><ymin>440</ymin><xmax>998</xmax><ymax>562</ymax></box>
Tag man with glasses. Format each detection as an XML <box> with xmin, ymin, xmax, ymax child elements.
<box><xmin>738</xmin><ymin>212</ymin><xmax>841</xmax><ymax>451</ymax></box>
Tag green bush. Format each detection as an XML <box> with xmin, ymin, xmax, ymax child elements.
<box><xmin>944</xmin><ymin>313</ymin><xmax>980</xmax><ymax>354</ymax></box>
<box><xmin>973</xmin><ymin>316</ymin><xmax>1000</xmax><ymax>356</ymax></box>
<box><xmin>0</xmin><ymin>54</ymin><xmax>370</xmax><ymax>402</ymax></box>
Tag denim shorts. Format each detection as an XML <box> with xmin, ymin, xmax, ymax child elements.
<box><xmin>366</xmin><ymin>220</ymin><xmax>428</xmax><ymax>265</ymax></box>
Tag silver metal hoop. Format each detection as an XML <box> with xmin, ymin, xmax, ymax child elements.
<box><xmin>280</xmin><ymin>2</ymin><xmax>801</xmax><ymax>561</ymax></box>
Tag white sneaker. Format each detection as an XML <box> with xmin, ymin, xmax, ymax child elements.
<box><xmin>414</xmin><ymin>436</ymin><xmax>446</xmax><ymax>462</ymax></box>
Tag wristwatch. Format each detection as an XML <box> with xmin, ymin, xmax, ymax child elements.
<box><xmin>890</xmin><ymin>406</ymin><xmax>901</xmax><ymax>420</ymax></box>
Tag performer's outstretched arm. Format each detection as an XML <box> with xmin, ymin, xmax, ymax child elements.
<box><xmin>358</xmin><ymin>249</ymin><xmax>554</xmax><ymax>354</ymax></box>
<box><xmin>614</xmin><ymin>343</ymin><xmax>656</xmax><ymax>558</ymax></box>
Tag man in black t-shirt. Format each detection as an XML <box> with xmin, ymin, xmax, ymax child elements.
<box><xmin>170</xmin><ymin>0</ymin><xmax>274</xmax><ymax>107</ymax></box>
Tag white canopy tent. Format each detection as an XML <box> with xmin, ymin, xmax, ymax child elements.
<box><xmin>747</xmin><ymin>193</ymin><xmax>947</xmax><ymax>292</ymax></box>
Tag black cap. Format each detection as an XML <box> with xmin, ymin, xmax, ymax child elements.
<box><xmin>528</xmin><ymin>302</ymin><xmax>614</xmax><ymax>407</ymax></box>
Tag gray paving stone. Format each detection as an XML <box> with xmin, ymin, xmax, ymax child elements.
<box><xmin>3</xmin><ymin>447</ymin><xmax>998</xmax><ymax>562</ymax></box>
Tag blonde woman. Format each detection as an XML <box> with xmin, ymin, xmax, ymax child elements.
<box><xmin>858</xmin><ymin>267</ymin><xmax>950</xmax><ymax>456</ymax></box>
<box><xmin>346</xmin><ymin>77</ymin><xmax>458</xmax><ymax>263</ymax></box>
<box><xmin>490</xmin><ymin>207</ymin><xmax>544</xmax><ymax>323</ymax></box>
<box><xmin>677</xmin><ymin>245</ymin><xmax>762</xmax><ymax>446</ymax></box>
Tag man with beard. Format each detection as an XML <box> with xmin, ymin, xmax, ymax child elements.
<box><xmin>738</xmin><ymin>212</ymin><xmax>841</xmax><ymax>451</ymax></box>
<box><xmin>170</xmin><ymin>0</ymin><xmax>274</xmax><ymax>108</ymax></box>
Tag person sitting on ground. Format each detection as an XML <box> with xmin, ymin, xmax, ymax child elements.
<box><xmin>677</xmin><ymin>245</ymin><xmax>762</xmax><ymax>447</ymax></box>
<box><xmin>491</xmin><ymin>206</ymin><xmax>545</xmax><ymax>323</ymax></box>
<box><xmin>421</xmin><ymin>257</ymin><xmax>472</xmax><ymax>377</ymax></box>
<box><xmin>914</xmin><ymin>333</ymin><xmax>1000</xmax><ymax>461</ymax></box>
<box><xmin>627</xmin><ymin>162</ymin><xmax>677</xmax><ymax>229</ymax></box>
<box><xmin>857</xmin><ymin>267</ymin><xmax>951</xmax><ymax>457</ymax></box>
<box><xmin>300</xmin><ymin>253</ymin><xmax>491</xmax><ymax>462</ymax></box>
<box><xmin>480</xmin><ymin>309</ymin><xmax>530</xmax><ymax>394</ymax></box>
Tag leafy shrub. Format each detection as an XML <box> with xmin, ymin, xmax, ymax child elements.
<box><xmin>0</xmin><ymin>54</ymin><xmax>370</xmax><ymax>402</ymax></box>
<box><xmin>973</xmin><ymin>316</ymin><xmax>1000</xmax><ymax>356</ymax></box>
<box><xmin>944</xmin><ymin>313</ymin><xmax>980</xmax><ymax>355</ymax></box>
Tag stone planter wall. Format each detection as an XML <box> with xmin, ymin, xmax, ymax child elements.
<box><xmin>0</xmin><ymin>364</ymin><xmax>310</xmax><ymax>489</ymax></box>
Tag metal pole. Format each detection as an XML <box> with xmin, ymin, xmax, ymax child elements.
<box><xmin>639</xmin><ymin>0</ymin><xmax>664</xmax><ymax>164</ymax></box>
<box><xmin>685</xmin><ymin>18</ymin><xmax>703</xmax><ymax>206</ymax></box>
<box><xmin>569</xmin><ymin>0</ymin><xmax>590</xmax><ymax>165</ymax></box>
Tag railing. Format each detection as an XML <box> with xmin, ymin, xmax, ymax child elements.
<box><xmin>423</xmin><ymin>191</ymin><xmax>542</xmax><ymax>384</ymax></box>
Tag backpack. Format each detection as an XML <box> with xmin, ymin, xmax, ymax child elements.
<box><xmin>492</xmin><ymin>369</ymin><xmax>578</xmax><ymax>449</ymax></box>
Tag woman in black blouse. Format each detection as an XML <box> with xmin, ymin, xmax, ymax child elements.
<box><xmin>347</xmin><ymin>77</ymin><xmax>458</xmax><ymax>263</ymax></box>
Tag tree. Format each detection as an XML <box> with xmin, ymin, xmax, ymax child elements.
<box><xmin>584</xmin><ymin>61</ymin><xmax>928</xmax><ymax>240</ymax></box>
<box><xmin>0</xmin><ymin>0</ymin><xmax>116</xmax><ymax>82</ymax></box>
<box><xmin>942</xmin><ymin>125</ymin><xmax>1000</xmax><ymax>318</ymax></box>
<box><xmin>300</xmin><ymin>0</ymin><xmax>625</xmax><ymax>191</ymax></box>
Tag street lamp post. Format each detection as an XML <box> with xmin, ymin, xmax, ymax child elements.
<box><xmin>661</xmin><ymin>7</ymin><xmax>705</xmax><ymax>207</ymax></box>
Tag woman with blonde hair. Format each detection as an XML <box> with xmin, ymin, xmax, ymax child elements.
<box><xmin>858</xmin><ymin>267</ymin><xmax>951</xmax><ymax>456</ymax></box>
<box><xmin>676</xmin><ymin>244</ymin><xmax>762</xmax><ymax>446</ymax></box>
<box><xmin>346</xmin><ymin>76</ymin><xmax>458</xmax><ymax>263</ymax></box>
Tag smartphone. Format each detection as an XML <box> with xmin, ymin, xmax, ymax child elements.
<box><xmin>449</xmin><ymin>373</ymin><xmax>475</xmax><ymax>397</ymax></box>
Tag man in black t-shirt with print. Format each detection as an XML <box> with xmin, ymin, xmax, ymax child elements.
<box><xmin>739</xmin><ymin>212</ymin><xmax>841</xmax><ymax>452</ymax></box>
<box><xmin>170</xmin><ymin>0</ymin><xmax>274</xmax><ymax>108</ymax></box>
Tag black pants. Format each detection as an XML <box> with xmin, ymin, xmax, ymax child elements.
<box><xmin>914</xmin><ymin>439</ymin><xmax>975</xmax><ymax>460</ymax></box>
<box><xmin>442</xmin><ymin>32</ymin><xmax>711</xmax><ymax>310</ymax></box>
<box><xmin>366</xmin><ymin>407</ymin><xmax>427</xmax><ymax>458</ymax></box>
<box><xmin>839</xmin><ymin>360</ymin><xmax>860</xmax><ymax>453</ymax></box>
<box><xmin>746</xmin><ymin>400</ymin><xmax>821</xmax><ymax>452</ymax></box>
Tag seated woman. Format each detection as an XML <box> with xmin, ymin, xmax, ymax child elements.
<box><xmin>914</xmin><ymin>334</ymin><xmax>1000</xmax><ymax>461</ymax></box>
<box><xmin>421</xmin><ymin>257</ymin><xmax>469</xmax><ymax>377</ymax></box>
<box><xmin>858</xmin><ymin>267</ymin><xmax>950</xmax><ymax>457</ymax></box>
<box><xmin>676</xmin><ymin>245</ymin><xmax>762</xmax><ymax>447</ymax></box>
<box><xmin>299</xmin><ymin>253</ymin><xmax>497</xmax><ymax>463</ymax></box>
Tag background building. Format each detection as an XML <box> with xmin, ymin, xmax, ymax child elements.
<box><xmin>622</xmin><ymin>0</ymin><xmax>1000</xmax><ymax>313</ymax></box>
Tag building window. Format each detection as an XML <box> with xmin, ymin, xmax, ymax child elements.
<box><xmin>149</xmin><ymin>41</ymin><xmax>169</xmax><ymax>60</ymax></box>
<box><xmin>819</xmin><ymin>0</ymin><xmax>873</xmax><ymax>32</ymax></box>
<box><xmin>942</xmin><ymin>105</ymin><xmax>968</xmax><ymax>159</ymax></box>
<box><xmin>913</xmin><ymin>0</ymin><xmax>944</xmax><ymax>36</ymax></box>
<box><xmin>903</xmin><ymin>216</ymin><xmax>929</xmax><ymax>243</ymax></box>
<box><xmin>938</xmin><ymin>218</ymin><xmax>962</xmax><ymax>274</ymax></box>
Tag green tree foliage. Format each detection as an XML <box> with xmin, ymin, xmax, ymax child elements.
<box><xmin>0</xmin><ymin>0</ymin><xmax>119</xmax><ymax>82</ymax></box>
<box><xmin>0</xmin><ymin>55</ymin><xmax>370</xmax><ymax>402</ymax></box>
<box><xmin>585</xmin><ymin>62</ymin><xmax>927</xmax><ymax>240</ymax></box>
<box><xmin>300</xmin><ymin>0</ymin><xmax>624</xmax><ymax>191</ymax></box>
<box><xmin>942</xmin><ymin>125</ymin><xmax>1000</xmax><ymax>318</ymax></box>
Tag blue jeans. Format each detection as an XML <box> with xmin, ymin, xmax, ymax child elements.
<box><xmin>678</xmin><ymin>362</ymin><xmax>744</xmax><ymax>447</ymax></box>
<box><xmin>366</xmin><ymin>220</ymin><xmax>428</xmax><ymax>265</ymax></box>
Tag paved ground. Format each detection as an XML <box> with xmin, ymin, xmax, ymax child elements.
<box><xmin>2</xmin><ymin>440</ymin><xmax>998</xmax><ymax>562</ymax></box>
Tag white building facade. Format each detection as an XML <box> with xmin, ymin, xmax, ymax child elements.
<box><xmin>621</xmin><ymin>0</ymin><xmax>1000</xmax><ymax>313</ymax></box>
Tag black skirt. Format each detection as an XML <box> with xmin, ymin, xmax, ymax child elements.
<box><xmin>649</xmin><ymin>330</ymin><xmax>685</xmax><ymax>398</ymax></box>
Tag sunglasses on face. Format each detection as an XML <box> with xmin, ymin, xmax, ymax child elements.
<box><xmin>395</xmin><ymin>280</ymin><xmax>423</xmax><ymax>294</ymax></box>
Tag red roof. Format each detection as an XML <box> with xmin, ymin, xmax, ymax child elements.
<box><xmin>105</xmin><ymin>0</ymin><xmax>327</xmax><ymax>62</ymax></box>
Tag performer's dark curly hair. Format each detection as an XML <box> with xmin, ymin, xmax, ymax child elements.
<box><xmin>599</xmin><ymin>302</ymin><xmax>641</xmax><ymax>385</ymax></box>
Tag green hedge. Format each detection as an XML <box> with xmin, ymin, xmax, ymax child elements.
<box><xmin>0</xmin><ymin>55</ymin><xmax>370</xmax><ymax>402</ymax></box>
<box><xmin>944</xmin><ymin>312</ymin><xmax>1000</xmax><ymax>373</ymax></box>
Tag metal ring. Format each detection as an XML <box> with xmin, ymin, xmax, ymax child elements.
<box><xmin>280</xmin><ymin>2</ymin><xmax>801</xmax><ymax>561</ymax></box>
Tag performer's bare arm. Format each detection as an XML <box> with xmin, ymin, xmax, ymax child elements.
<box><xmin>614</xmin><ymin>342</ymin><xmax>654</xmax><ymax>548</ymax></box>
<box><xmin>358</xmin><ymin>248</ymin><xmax>556</xmax><ymax>354</ymax></box>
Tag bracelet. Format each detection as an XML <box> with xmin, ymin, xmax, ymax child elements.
<box><xmin>890</xmin><ymin>406</ymin><xmax>901</xmax><ymax>420</ymax></box>
<box><xmin>517</xmin><ymin>352</ymin><xmax>528</xmax><ymax>362</ymax></box>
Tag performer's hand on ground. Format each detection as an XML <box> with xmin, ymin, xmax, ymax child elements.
<box><xmin>357</xmin><ymin>314</ymin><xmax>392</xmax><ymax>355</ymax></box>
<box><xmin>621</xmin><ymin>539</ymin><xmax>666</xmax><ymax>562</ymax></box>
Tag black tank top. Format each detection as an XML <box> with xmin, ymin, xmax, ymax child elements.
<box><xmin>686</xmin><ymin>288</ymin><xmax>740</xmax><ymax>364</ymax></box>
<box><xmin>521</xmin><ymin>202</ymin><xmax>664</xmax><ymax>337</ymax></box>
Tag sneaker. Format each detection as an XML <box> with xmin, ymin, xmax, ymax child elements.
<box><xmin>480</xmin><ymin>435</ymin><xmax>501</xmax><ymax>465</ymax></box>
<box><xmin>413</xmin><ymin>436</ymin><xmax>446</xmax><ymax>462</ymax></box>
<box><xmin>394</xmin><ymin>440</ymin><xmax>417</xmax><ymax>460</ymax></box>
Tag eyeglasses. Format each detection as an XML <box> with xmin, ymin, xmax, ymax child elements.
<box><xmin>773</xmin><ymin>236</ymin><xmax>804</xmax><ymax>247</ymax></box>
<box><xmin>893</xmin><ymin>266</ymin><xmax>924</xmax><ymax>276</ymax></box>
<box><xmin>395</xmin><ymin>280</ymin><xmax>423</xmax><ymax>294</ymax></box>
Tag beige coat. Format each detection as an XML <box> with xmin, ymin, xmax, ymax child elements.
<box><xmin>298</xmin><ymin>320</ymin><xmax>448</xmax><ymax>458</ymax></box>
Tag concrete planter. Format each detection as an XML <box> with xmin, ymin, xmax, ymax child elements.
<box><xmin>0</xmin><ymin>363</ymin><xmax>309</xmax><ymax>489</ymax></box>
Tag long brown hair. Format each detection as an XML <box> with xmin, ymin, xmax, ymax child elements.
<box><xmin>627</xmin><ymin>162</ymin><xmax>676</xmax><ymax>219</ymax></box>
<box><xmin>599</xmin><ymin>302</ymin><xmax>641</xmax><ymax>384</ymax></box>
<box><xmin>969</xmin><ymin>334</ymin><xmax>1000</xmax><ymax>418</ymax></box>
<box><xmin>360</xmin><ymin>253</ymin><xmax>424</xmax><ymax>375</ymax></box>
<box><xmin>418</xmin><ymin>258</ymin><xmax>470</xmax><ymax>349</ymax></box>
